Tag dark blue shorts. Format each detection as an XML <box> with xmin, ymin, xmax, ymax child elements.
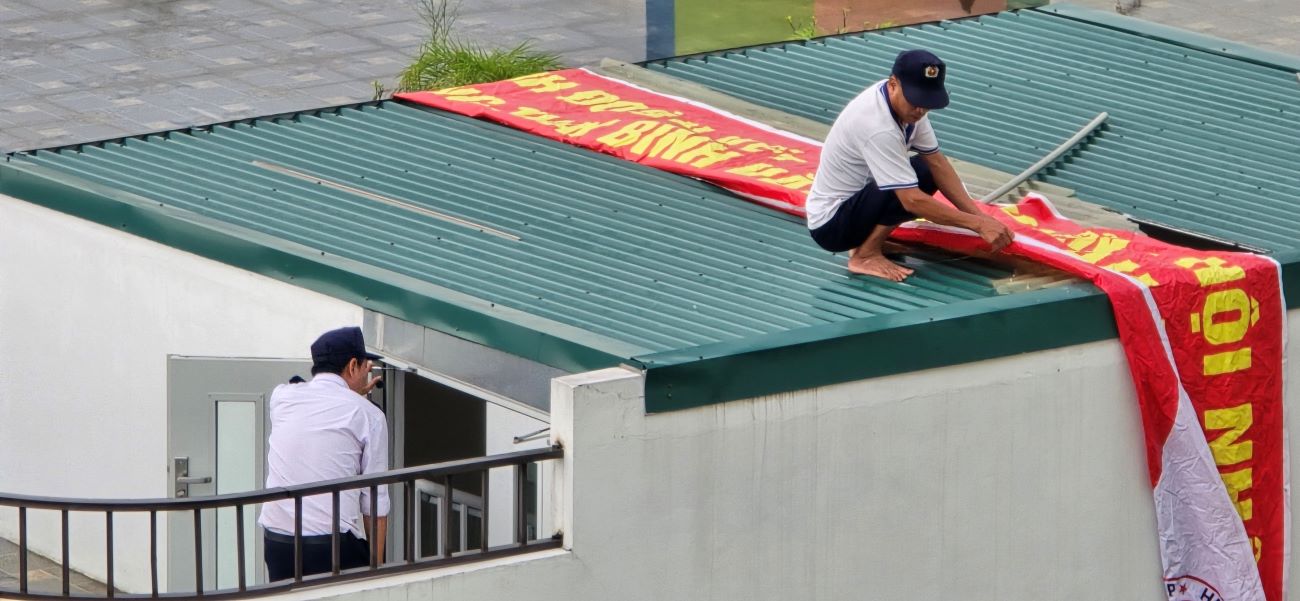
<box><xmin>809</xmin><ymin>155</ymin><xmax>938</xmax><ymax>253</ymax></box>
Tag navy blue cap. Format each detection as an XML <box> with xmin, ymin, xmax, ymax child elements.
<box><xmin>310</xmin><ymin>326</ymin><xmax>381</xmax><ymax>367</ymax></box>
<box><xmin>891</xmin><ymin>49</ymin><xmax>949</xmax><ymax>110</ymax></box>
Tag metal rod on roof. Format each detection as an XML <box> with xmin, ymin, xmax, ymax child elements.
<box><xmin>979</xmin><ymin>112</ymin><xmax>1109</xmax><ymax>203</ymax></box>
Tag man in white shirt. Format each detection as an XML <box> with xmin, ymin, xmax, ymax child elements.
<box><xmin>259</xmin><ymin>326</ymin><xmax>389</xmax><ymax>580</ymax></box>
<box><xmin>807</xmin><ymin>49</ymin><xmax>1013</xmax><ymax>281</ymax></box>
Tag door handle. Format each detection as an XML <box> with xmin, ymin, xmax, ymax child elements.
<box><xmin>173</xmin><ymin>457</ymin><xmax>211</xmax><ymax>498</ymax></box>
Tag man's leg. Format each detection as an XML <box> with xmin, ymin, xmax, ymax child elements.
<box><xmin>847</xmin><ymin>222</ymin><xmax>913</xmax><ymax>282</ymax></box>
<box><xmin>340</xmin><ymin>533</ymin><xmax>372</xmax><ymax>571</ymax></box>
<box><xmin>265</xmin><ymin>535</ymin><xmax>293</xmax><ymax>582</ymax></box>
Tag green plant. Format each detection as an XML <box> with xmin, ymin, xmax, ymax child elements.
<box><xmin>395</xmin><ymin>0</ymin><xmax>563</xmax><ymax>91</ymax></box>
<box><xmin>785</xmin><ymin>15</ymin><xmax>818</xmax><ymax>41</ymax></box>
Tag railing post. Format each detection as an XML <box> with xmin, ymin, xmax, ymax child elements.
<box><xmin>105</xmin><ymin>511</ymin><xmax>115</xmax><ymax>597</ymax></box>
<box><xmin>403</xmin><ymin>482</ymin><xmax>414</xmax><ymax>563</ymax></box>
<box><xmin>235</xmin><ymin>504</ymin><xmax>246</xmax><ymax>592</ymax></box>
<box><xmin>441</xmin><ymin>476</ymin><xmax>453</xmax><ymax>558</ymax></box>
<box><xmin>18</xmin><ymin>506</ymin><xmax>27</xmax><ymax>594</ymax></box>
<box><xmin>480</xmin><ymin>470</ymin><xmax>490</xmax><ymax>554</ymax></box>
<box><xmin>193</xmin><ymin>508</ymin><xmax>203</xmax><ymax>595</ymax></box>
<box><xmin>515</xmin><ymin>464</ymin><xmax>526</xmax><ymax>545</ymax></box>
<box><xmin>331</xmin><ymin>491</ymin><xmax>340</xmax><ymax>575</ymax></box>
<box><xmin>369</xmin><ymin>485</ymin><xmax>380</xmax><ymax>569</ymax></box>
<box><xmin>293</xmin><ymin>496</ymin><xmax>303</xmax><ymax>583</ymax></box>
<box><xmin>149</xmin><ymin>510</ymin><xmax>158</xmax><ymax>597</ymax></box>
<box><xmin>61</xmin><ymin>509</ymin><xmax>70</xmax><ymax>596</ymax></box>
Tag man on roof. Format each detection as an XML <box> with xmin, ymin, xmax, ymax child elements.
<box><xmin>807</xmin><ymin>49</ymin><xmax>1014</xmax><ymax>282</ymax></box>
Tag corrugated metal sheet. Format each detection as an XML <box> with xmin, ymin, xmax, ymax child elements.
<box><xmin>6</xmin><ymin>102</ymin><xmax>1015</xmax><ymax>356</ymax></box>
<box><xmin>648</xmin><ymin>8</ymin><xmax>1300</xmax><ymax>252</ymax></box>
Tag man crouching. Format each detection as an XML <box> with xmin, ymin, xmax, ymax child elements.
<box><xmin>807</xmin><ymin>49</ymin><xmax>1013</xmax><ymax>281</ymax></box>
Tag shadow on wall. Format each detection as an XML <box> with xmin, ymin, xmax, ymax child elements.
<box><xmin>646</xmin><ymin>0</ymin><xmax>1049</xmax><ymax>59</ymax></box>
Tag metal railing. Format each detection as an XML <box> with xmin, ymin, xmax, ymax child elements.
<box><xmin>0</xmin><ymin>446</ymin><xmax>564</xmax><ymax>600</ymax></box>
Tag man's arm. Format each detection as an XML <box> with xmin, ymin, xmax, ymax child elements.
<box><xmin>919</xmin><ymin>150</ymin><xmax>982</xmax><ymax>214</ymax></box>
<box><xmin>364</xmin><ymin>515</ymin><xmax>387</xmax><ymax>561</ymax></box>
<box><xmin>893</xmin><ymin>151</ymin><xmax>1013</xmax><ymax>251</ymax></box>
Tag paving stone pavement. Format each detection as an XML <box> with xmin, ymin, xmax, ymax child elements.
<box><xmin>1054</xmin><ymin>0</ymin><xmax>1300</xmax><ymax>57</ymax></box>
<box><xmin>0</xmin><ymin>0</ymin><xmax>645</xmax><ymax>152</ymax></box>
<box><xmin>0</xmin><ymin>537</ymin><xmax>112</xmax><ymax>596</ymax></box>
<box><xmin>0</xmin><ymin>0</ymin><xmax>1294</xmax><ymax>153</ymax></box>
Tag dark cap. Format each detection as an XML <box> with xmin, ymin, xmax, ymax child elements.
<box><xmin>891</xmin><ymin>49</ymin><xmax>949</xmax><ymax>110</ymax></box>
<box><xmin>310</xmin><ymin>326</ymin><xmax>381</xmax><ymax>368</ymax></box>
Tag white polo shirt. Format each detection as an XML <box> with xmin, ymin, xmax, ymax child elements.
<box><xmin>258</xmin><ymin>373</ymin><xmax>391</xmax><ymax>538</ymax></box>
<box><xmin>806</xmin><ymin>79</ymin><xmax>940</xmax><ymax>230</ymax></box>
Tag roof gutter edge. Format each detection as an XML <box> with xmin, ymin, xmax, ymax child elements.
<box><xmin>638</xmin><ymin>282</ymin><xmax>1115</xmax><ymax>412</ymax></box>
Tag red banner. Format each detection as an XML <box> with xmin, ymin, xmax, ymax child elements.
<box><xmin>400</xmin><ymin>73</ymin><xmax>1287</xmax><ymax>599</ymax></box>
<box><xmin>895</xmin><ymin>195</ymin><xmax>1286</xmax><ymax>601</ymax></box>
<box><xmin>396</xmin><ymin>68</ymin><xmax>821</xmax><ymax>216</ymax></box>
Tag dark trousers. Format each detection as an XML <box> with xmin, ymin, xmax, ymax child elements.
<box><xmin>810</xmin><ymin>155</ymin><xmax>939</xmax><ymax>253</ymax></box>
<box><xmin>264</xmin><ymin>531</ymin><xmax>370</xmax><ymax>582</ymax></box>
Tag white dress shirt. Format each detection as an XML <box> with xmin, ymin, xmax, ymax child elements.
<box><xmin>258</xmin><ymin>373</ymin><xmax>391</xmax><ymax>538</ymax></box>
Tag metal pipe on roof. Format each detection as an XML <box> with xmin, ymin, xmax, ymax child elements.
<box><xmin>980</xmin><ymin>112</ymin><xmax>1110</xmax><ymax>203</ymax></box>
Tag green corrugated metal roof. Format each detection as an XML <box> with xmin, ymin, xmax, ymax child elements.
<box><xmin>647</xmin><ymin>5</ymin><xmax>1300</xmax><ymax>252</ymax></box>
<box><xmin>1</xmin><ymin>101</ymin><xmax>1022</xmax><ymax>371</ymax></box>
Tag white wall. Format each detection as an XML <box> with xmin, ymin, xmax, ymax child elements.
<box><xmin>0</xmin><ymin>194</ymin><xmax>362</xmax><ymax>592</ymax></box>
<box><xmin>298</xmin><ymin>307</ymin><xmax>1300</xmax><ymax>601</ymax></box>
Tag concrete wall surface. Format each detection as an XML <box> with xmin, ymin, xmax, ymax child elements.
<box><xmin>0</xmin><ymin>194</ymin><xmax>363</xmax><ymax>592</ymax></box>
<box><xmin>292</xmin><ymin>308</ymin><xmax>1300</xmax><ymax>601</ymax></box>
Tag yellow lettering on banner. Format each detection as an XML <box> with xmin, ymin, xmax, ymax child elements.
<box><xmin>766</xmin><ymin>173</ymin><xmax>814</xmax><ymax>191</ymax></box>
<box><xmin>724</xmin><ymin>164</ymin><xmax>814</xmax><ymax>190</ymax></box>
<box><xmin>558</xmin><ymin>90</ymin><xmax>620</xmax><ymax>106</ymax></box>
<box><xmin>434</xmin><ymin>87</ymin><xmax>505</xmax><ymax>106</ymax></box>
<box><xmin>771</xmin><ymin>153</ymin><xmax>808</xmax><ymax>164</ymax></box>
<box><xmin>1064</xmin><ymin>231</ymin><xmax>1130</xmax><ymax>264</ymax></box>
<box><xmin>555</xmin><ymin>90</ymin><xmax>683</xmax><ymax>117</ymax></box>
<box><xmin>718</xmin><ymin>135</ymin><xmax>755</xmax><ymax>146</ymax></box>
<box><xmin>1000</xmin><ymin>206</ymin><xmax>1039</xmax><ymax>228</ymax></box>
<box><xmin>554</xmin><ymin>119</ymin><xmax>620</xmax><ymax>138</ymax></box>
<box><xmin>647</xmin><ymin>129</ymin><xmax>710</xmax><ymax>161</ymax></box>
<box><xmin>1175</xmin><ymin>256</ymin><xmax>1246</xmax><ymax>287</ymax></box>
<box><xmin>510</xmin><ymin>73</ymin><xmax>579</xmax><ymax>93</ymax></box>
<box><xmin>1199</xmin><ymin>289</ymin><xmax>1256</xmax><ymax>345</ymax></box>
<box><xmin>1220</xmin><ymin>467</ymin><xmax>1255</xmax><ymax>521</ymax></box>
<box><xmin>1205</xmin><ymin>348</ymin><xmax>1254</xmax><ymax>376</ymax></box>
<box><xmin>1205</xmin><ymin>404</ymin><xmax>1253</xmax><ymax>466</ymax></box>
<box><xmin>629</xmin><ymin>108</ymin><xmax>683</xmax><ymax>119</ymax></box>
<box><xmin>627</xmin><ymin>123</ymin><xmax>676</xmax><ymax>154</ymax></box>
<box><xmin>512</xmin><ymin>106</ymin><xmax>562</xmax><ymax>125</ymax></box>
<box><xmin>511</xmin><ymin>107</ymin><xmax>618</xmax><ymax>138</ymax></box>
<box><xmin>674</xmin><ymin>142</ymin><xmax>742</xmax><ymax>168</ymax></box>
<box><xmin>1254</xmin><ymin>537</ymin><xmax>1263</xmax><ymax>562</ymax></box>
<box><xmin>596</xmin><ymin>120</ymin><xmax>661</xmax><ymax>148</ymax></box>
<box><xmin>726</xmin><ymin>163</ymin><xmax>789</xmax><ymax>178</ymax></box>
<box><xmin>1101</xmin><ymin>259</ymin><xmax>1161</xmax><ymax>287</ymax></box>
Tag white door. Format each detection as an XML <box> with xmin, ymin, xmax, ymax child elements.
<box><xmin>166</xmin><ymin>357</ymin><xmax>310</xmax><ymax>593</ymax></box>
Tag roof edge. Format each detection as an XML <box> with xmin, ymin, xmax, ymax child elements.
<box><xmin>638</xmin><ymin>282</ymin><xmax>1115</xmax><ymax>412</ymax></box>
<box><xmin>1037</xmin><ymin>3</ymin><xmax>1300</xmax><ymax>73</ymax></box>
<box><xmin>642</xmin><ymin>252</ymin><xmax>1300</xmax><ymax>412</ymax></box>
<box><xmin>0</xmin><ymin>159</ymin><xmax>644</xmax><ymax>373</ymax></box>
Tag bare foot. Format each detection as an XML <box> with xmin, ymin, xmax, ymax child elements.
<box><xmin>847</xmin><ymin>252</ymin><xmax>914</xmax><ymax>282</ymax></box>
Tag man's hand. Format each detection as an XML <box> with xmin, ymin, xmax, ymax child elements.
<box><xmin>975</xmin><ymin>215</ymin><xmax>1014</xmax><ymax>252</ymax></box>
<box><xmin>359</xmin><ymin>374</ymin><xmax>383</xmax><ymax>396</ymax></box>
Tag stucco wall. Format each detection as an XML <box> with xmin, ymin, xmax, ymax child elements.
<box><xmin>0</xmin><ymin>194</ymin><xmax>363</xmax><ymax>592</ymax></box>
